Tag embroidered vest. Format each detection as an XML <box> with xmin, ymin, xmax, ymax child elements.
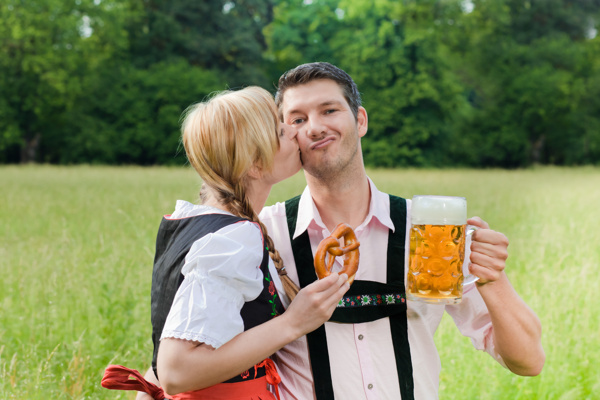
<box><xmin>150</xmin><ymin>213</ymin><xmax>285</xmax><ymax>382</ymax></box>
<box><xmin>285</xmin><ymin>195</ymin><xmax>415</xmax><ymax>400</ymax></box>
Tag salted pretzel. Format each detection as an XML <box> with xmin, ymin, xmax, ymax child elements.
<box><xmin>314</xmin><ymin>223</ymin><xmax>360</xmax><ymax>285</ymax></box>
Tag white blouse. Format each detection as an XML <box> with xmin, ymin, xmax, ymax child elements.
<box><xmin>160</xmin><ymin>200</ymin><xmax>276</xmax><ymax>349</ymax></box>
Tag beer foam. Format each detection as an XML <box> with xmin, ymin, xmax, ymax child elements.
<box><xmin>411</xmin><ymin>195</ymin><xmax>467</xmax><ymax>225</ymax></box>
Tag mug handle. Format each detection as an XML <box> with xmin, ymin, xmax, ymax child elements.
<box><xmin>464</xmin><ymin>225</ymin><xmax>480</xmax><ymax>286</ymax></box>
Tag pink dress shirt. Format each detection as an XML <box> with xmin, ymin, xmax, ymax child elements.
<box><xmin>259</xmin><ymin>179</ymin><xmax>506</xmax><ymax>400</ymax></box>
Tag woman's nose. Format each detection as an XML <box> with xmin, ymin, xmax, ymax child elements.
<box><xmin>283</xmin><ymin>123</ymin><xmax>298</xmax><ymax>139</ymax></box>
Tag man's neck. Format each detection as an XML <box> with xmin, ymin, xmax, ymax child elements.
<box><xmin>305</xmin><ymin>169</ymin><xmax>371</xmax><ymax>231</ymax></box>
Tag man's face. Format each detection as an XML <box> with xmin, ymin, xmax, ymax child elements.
<box><xmin>280</xmin><ymin>79</ymin><xmax>367</xmax><ymax>179</ymax></box>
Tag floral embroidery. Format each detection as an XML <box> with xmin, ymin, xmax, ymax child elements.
<box><xmin>265</xmin><ymin>274</ymin><xmax>279</xmax><ymax>317</ymax></box>
<box><xmin>338</xmin><ymin>293</ymin><xmax>406</xmax><ymax>308</ymax></box>
<box><xmin>241</xmin><ymin>370</ymin><xmax>249</xmax><ymax>379</ymax></box>
<box><xmin>268</xmin><ymin>280</ymin><xmax>275</xmax><ymax>296</ymax></box>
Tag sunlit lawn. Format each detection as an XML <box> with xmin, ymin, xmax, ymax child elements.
<box><xmin>1</xmin><ymin>165</ymin><xmax>598</xmax><ymax>399</ymax></box>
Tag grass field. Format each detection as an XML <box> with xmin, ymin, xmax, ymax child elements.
<box><xmin>1</xmin><ymin>165</ymin><xmax>599</xmax><ymax>399</ymax></box>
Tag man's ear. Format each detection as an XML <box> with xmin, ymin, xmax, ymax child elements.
<box><xmin>357</xmin><ymin>106</ymin><xmax>368</xmax><ymax>138</ymax></box>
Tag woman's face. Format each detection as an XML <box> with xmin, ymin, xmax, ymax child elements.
<box><xmin>264</xmin><ymin>121</ymin><xmax>301</xmax><ymax>184</ymax></box>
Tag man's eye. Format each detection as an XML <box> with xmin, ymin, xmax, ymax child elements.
<box><xmin>292</xmin><ymin>118</ymin><xmax>304</xmax><ymax>124</ymax></box>
<box><xmin>325</xmin><ymin>109</ymin><xmax>336</xmax><ymax>114</ymax></box>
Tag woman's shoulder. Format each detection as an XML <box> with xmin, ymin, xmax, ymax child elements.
<box><xmin>181</xmin><ymin>219</ymin><xmax>264</xmax><ymax>279</ymax></box>
<box><xmin>167</xmin><ymin>200</ymin><xmax>229</xmax><ymax>219</ymax></box>
<box><xmin>259</xmin><ymin>201</ymin><xmax>287</xmax><ymax>220</ymax></box>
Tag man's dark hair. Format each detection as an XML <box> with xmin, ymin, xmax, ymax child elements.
<box><xmin>275</xmin><ymin>62</ymin><xmax>362</xmax><ymax>119</ymax></box>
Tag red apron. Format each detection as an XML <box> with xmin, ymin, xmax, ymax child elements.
<box><xmin>101</xmin><ymin>359</ymin><xmax>280</xmax><ymax>400</ymax></box>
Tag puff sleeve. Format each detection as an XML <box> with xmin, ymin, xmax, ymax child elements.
<box><xmin>160</xmin><ymin>220</ymin><xmax>265</xmax><ymax>349</ymax></box>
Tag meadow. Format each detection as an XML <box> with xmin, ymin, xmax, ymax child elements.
<box><xmin>0</xmin><ymin>165</ymin><xmax>598</xmax><ymax>399</ymax></box>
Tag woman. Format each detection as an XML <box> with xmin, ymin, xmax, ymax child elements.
<box><xmin>101</xmin><ymin>86</ymin><xmax>349</xmax><ymax>399</ymax></box>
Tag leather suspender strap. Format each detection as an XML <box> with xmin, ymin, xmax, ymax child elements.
<box><xmin>286</xmin><ymin>196</ymin><xmax>334</xmax><ymax>400</ymax></box>
<box><xmin>387</xmin><ymin>195</ymin><xmax>415</xmax><ymax>400</ymax></box>
<box><xmin>285</xmin><ymin>194</ymin><xmax>414</xmax><ymax>399</ymax></box>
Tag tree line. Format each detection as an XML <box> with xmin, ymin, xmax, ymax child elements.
<box><xmin>1</xmin><ymin>0</ymin><xmax>599</xmax><ymax>168</ymax></box>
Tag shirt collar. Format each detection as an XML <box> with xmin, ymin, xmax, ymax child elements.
<box><xmin>292</xmin><ymin>177</ymin><xmax>396</xmax><ymax>239</ymax></box>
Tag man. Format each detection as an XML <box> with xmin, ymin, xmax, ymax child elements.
<box><xmin>258</xmin><ymin>62</ymin><xmax>544</xmax><ymax>399</ymax></box>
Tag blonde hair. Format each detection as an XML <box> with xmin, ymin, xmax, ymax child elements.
<box><xmin>182</xmin><ymin>86</ymin><xmax>299</xmax><ymax>301</ymax></box>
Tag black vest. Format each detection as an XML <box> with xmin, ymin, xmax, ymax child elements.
<box><xmin>285</xmin><ymin>194</ymin><xmax>415</xmax><ymax>400</ymax></box>
<box><xmin>150</xmin><ymin>213</ymin><xmax>285</xmax><ymax>381</ymax></box>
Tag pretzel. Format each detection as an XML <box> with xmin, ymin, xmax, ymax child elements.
<box><xmin>314</xmin><ymin>223</ymin><xmax>360</xmax><ymax>285</ymax></box>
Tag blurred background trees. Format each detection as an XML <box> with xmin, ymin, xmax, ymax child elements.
<box><xmin>1</xmin><ymin>0</ymin><xmax>599</xmax><ymax>167</ymax></box>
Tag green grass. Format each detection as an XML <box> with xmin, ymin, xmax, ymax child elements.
<box><xmin>1</xmin><ymin>165</ymin><xmax>598</xmax><ymax>399</ymax></box>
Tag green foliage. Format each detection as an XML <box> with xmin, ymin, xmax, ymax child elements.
<box><xmin>267</xmin><ymin>0</ymin><xmax>469</xmax><ymax>167</ymax></box>
<box><xmin>265</xmin><ymin>0</ymin><xmax>600</xmax><ymax>167</ymax></box>
<box><xmin>43</xmin><ymin>59</ymin><xmax>223</xmax><ymax>165</ymax></box>
<box><xmin>264</xmin><ymin>0</ymin><xmax>344</xmax><ymax>74</ymax></box>
<box><xmin>0</xmin><ymin>0</ymin><xmax>87</xmax><ymax>163</ymax></box>
<box><xmin>341</xmin><ymin>0</ymin><xmax>469</xmax><ymax>167</ymax></box>
<box><xmin>127</xmin><ymin>0</ymin><xmax>275</xmax><ymax>86</ymax></box>
<box><xmin>441</xmin><ymin>0</ymin><xmax>600</xmax><ymax>167</ymax></box>
<box><xmin>0</xmin><ymin>0</ymin><xmax>599</xmax><ymax>166</ymax></box>
<box><xmin>0</xmin><ymin>0</ymin><xmax>276</xmax><ymax>164</ymax></box>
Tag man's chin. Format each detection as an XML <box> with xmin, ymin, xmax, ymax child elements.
<box><xmin>302</xmin><ymin>162</ymin><xmax>332</xmax><ymax>181</ymax></box>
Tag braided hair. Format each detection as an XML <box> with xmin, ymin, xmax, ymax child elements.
<box><xmin>181</xmin><ymin>86</ymin><xmax>300</xmax><ymax>301</ymax></box>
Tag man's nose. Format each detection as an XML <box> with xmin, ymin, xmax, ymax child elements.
<box><xmin>305</xmin><ymin>116</ymin><xmax>326</xmax><ymax>139</ymax></box>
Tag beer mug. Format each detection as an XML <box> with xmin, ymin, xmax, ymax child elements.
<box><xmin>407</xmin><ymin>195</ymin><xmax>479</xmax><ymax>304</ymax></box>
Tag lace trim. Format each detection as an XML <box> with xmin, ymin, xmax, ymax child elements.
<box><xmin>160</xmin><ymin>330</ymin><xmax>224</xmax><ymax>349</ymax></box>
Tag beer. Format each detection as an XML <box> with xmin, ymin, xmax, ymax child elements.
<box><xmin>407</xmin><ymin>195</ymin><xmax>473</xmax><ymax>304</ymax></box>
<box><xmin>408</xmin><ymin>224</ymin><xmax>466</xmax><ymax>303</ymax></box>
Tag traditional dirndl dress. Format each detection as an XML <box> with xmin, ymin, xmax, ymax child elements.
<box><xmin>102</xmin><ymin>202</ymin><xmax>285</xmax><ymax>399</ymax></box>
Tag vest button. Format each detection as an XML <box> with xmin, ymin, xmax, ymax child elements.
<box><xmin>358</xmin><ymin>334</ymin><xmax>364</xmax><ymax>340</ymax></box>
<box><xmin>368</xmin><ymin>383</ymin><xmax>374</xmax><ymax>390</ymax></box>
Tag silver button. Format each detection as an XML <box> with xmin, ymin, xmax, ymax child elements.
<box><xmin>368</xmin><ymin>383</ymin><xmax>374</xmax><ymax>390</ymax></box>
<box><xmin>358</xmin><ymin>334</ymin><xmax>364</xmax><ymax>340</ymax></box>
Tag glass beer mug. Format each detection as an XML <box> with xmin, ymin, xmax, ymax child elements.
<box><xmin>407</xmin><ymin>195</ymin><xmax>479</xmax><ymax>304</ymax></box>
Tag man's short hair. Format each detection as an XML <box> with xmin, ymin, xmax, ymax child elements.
<box><xmin>275</xmin><ymin>62</ymin><xmax>362</xmax><ymax>119</ymax></box>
